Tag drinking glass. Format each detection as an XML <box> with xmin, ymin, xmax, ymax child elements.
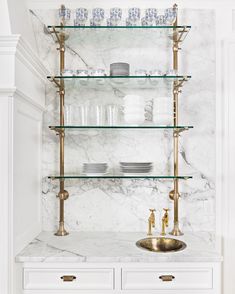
<box><xmin>110</xmin><ymin>7</ymin><xmax>122</xmax><ymax>25</ymax></box>
<box><xmin>106</xmin><ymin>105</ymin><xmax>119</xmax><ymax>126</ymax></box>
<box><xmin>92</xmin><ymin>8</ymin><xmax>105</xmax><ymax>24</ymax></box>
<box><xmin>145</xmin><ymin>8</ymin><xmax>158</xmax><ymax>21</ymax></box>
<box><xmin>75</xmin><ymin>8</ymin><xmax>88</xmax><ymax>21</ymax></box>
<box><xmin>165</xmin><ymin>8</ymin><xmax>177</xmax><ymax>25</ymax></box>
<box><xmin>64</xmin><ymin>105</ymin><xmax>73</xmax><ymax>125</ymax></box>
<box><xmin>71</xmin><ymin>105</ymin><xmax>89</xmax><ymax>125</ymax></box>
<box><xmin>128</xmin><ymin>7</ymin><xmax>141</xmax><ymax>21</ymax></box>
<box><xmin>90</xmin><ymin>105</ymin><xmax>105</xmax><ymax>125</ymax></box>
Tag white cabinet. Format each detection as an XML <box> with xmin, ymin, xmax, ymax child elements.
<box><xmin>21</xmin><ymin>262</ymin><xmax>221</xmax><ymax>294</ymax></box>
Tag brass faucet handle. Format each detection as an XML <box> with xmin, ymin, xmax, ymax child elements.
<box><xmin>163</xmin><ymin>208</ymin><xmax>169</xmax><ymax>212</ymax></box>
<box><xmin>149</xmin><ymin>209</ymin><xmax>156</xmax><ymax>213</ymax></box>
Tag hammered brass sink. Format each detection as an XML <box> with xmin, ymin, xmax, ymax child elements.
<box><xmin>136</xmin><ymin>237</ymin><xmax>187</xmax><ymax>253</ymax></box>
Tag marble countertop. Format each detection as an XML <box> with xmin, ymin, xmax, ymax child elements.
<box><xmin>16</xmin><ymin>231</ymin><xmax>222</xmax><ymax>263</ymax></box>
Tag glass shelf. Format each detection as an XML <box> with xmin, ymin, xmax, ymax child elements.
<box><xmin>49</xmin><ymin>125</ymin><xmax>193</xmax><ymax>130</ymax></box>
<box><xmin>48</xmin><ymin>75</ymin><xmax>191</xmax><ymax>80</ymax></box>
<box><xmin>48</xmin><ymin>175</ymin><xmax>192</xmax><ymax>180</ymax></box>
<box><xmin>47</xmin><ymin>25</ymin><xmax>191</xmax><ymax>53</ymax></box>
<box><xmin>48</xmin><ymin>25</ymin><xmax>191</xmax><ymax>29</ymax></box>
<box><xmin>48</xmin><ymin>75</ymin><xmax>191</xmax><ymax>90</ymax></box>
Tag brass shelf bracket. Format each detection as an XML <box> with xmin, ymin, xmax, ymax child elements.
<box><xmin>176</xmin><ymin>26</ymin><xmax>190</xmax><ymax>44</ymax></box>
<box><xmin>48</xmin><ymin>77</ymin><xmax>61</xmax><ymax>89</ymax></box>
<box><xmin>49</xmin><ymin>126</ymin><xmax>65</xmax><ymax>136</ymax></box>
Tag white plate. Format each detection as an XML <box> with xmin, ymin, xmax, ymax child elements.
<box><xmin>82</xmin><ymin>172</ymin><xmax>109</xmax><ymax>176</ymax></box>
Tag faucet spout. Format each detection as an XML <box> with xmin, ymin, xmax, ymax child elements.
<box><xmin>147</xmin><ymin>209</ymin><xmax>156</xmax><ymax>236</ymax></box>
<box><xmin>161</xmin><ymin>208</ymin><xmax>169</xmax><ymax>236</ymax></box>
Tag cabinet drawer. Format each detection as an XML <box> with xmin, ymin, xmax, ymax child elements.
<box><xmin>122</xmin><ymin>267</ymin><xmax>213</xmax><ymax>290</ymax></box>
<box><xmin>24</xmin><ymin>268</ymin><xmax>114</xmax><ymax>290</ymax></box>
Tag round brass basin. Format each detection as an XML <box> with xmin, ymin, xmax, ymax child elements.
<box><xmin>136</xmin><ymin>237</ymin><xmax>187</xmax><ymax>253</ymax></box>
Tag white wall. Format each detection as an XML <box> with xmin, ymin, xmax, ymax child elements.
<box><xmin>0</xmin><ymin>0</ymin><xmax>36</xmax><ymax>50</ymax></box>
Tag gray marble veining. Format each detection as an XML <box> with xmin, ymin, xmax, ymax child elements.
<box><xmin>29</xmin><ymin>8</ymin><xmax>216</xmax><ymax>237</ymax></box>
<box><xmin>16</xmin><ymin>231</ymin><xmax>221</xmax><ymax>263</ymax></box>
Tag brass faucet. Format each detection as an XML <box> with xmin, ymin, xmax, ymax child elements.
<box><xmin>161</xmin><ymin>208</ymin><xmax>169</xmax><ymax>236</ymax></box>
<box><xmin>147</xmin><ymin>209</ymin><xmax>156</xmax><ymax>236</ymax></box>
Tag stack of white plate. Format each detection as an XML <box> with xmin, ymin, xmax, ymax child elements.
<box><xmin>82</xmin><ymin>163</ymin><xmax>108</xmax><ymax>175</ymax></box>
<box><xmin>124</xmin><ymin>95</ymin><xmax>145</xmax><ymax>124</ymax></box>
<box><xmin>120</xmin><ymin>162</ymin><xmax>153</xmax><ymax>175</ymax></box>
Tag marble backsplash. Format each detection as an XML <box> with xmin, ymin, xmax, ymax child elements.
<box><xmin>30</xmin><ymin>8</ymin><xmax>216</xmax><ymax>236</ymax></box>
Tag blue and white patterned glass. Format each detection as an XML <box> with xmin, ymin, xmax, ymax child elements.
<box><xmin>92</xmin><ymin>8</ymin><xmax>105</xmax><ymax>21</ymax></box>
<box><xmin>128</xmin><ymin>7</ymin><xmax>141</xmax><ymax>21</ymax></box>
<box><xmin>75</xmin><ymin>8</ymin><xmax>88</xmax><ymax>21</ymax></box>
<box><xmin>110</xmin><ymin>8</ymin><xmax>122</xmax><ymax>21</ymax></box>
<box><xmin>58</xmin><ymin>7</ymin><xmax>71</xmax><ymax>24</ymax></box>
<box><xmin>145</xmin><ymin>8</ymin><xmax>158</xmax><ymax>21</ymax></box>
<box><xmin>165</xmin><ymin>8</ymin><xmax>177</xmax><ymax>25</ymax></box>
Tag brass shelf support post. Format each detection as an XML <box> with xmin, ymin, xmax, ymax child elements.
<box><xmin>55</xmin><ymin>6</ymin><xmax>69</xmax><ymax>236</ymax></box>
<box><xmin>169</xmin><ymin>4</ymin><xmax>183</xmax><ymax>236</ymax></box>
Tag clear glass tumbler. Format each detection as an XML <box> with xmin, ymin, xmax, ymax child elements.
<box><xmin>106</xmin><ymin>105</ymin><xmax>119</xmax><ymax>126</ymax></box>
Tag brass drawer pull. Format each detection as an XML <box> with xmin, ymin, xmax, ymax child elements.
<box><xmin>159</xmin><ymin>275</ymin><xmax>175</xmax><ymax>282</ymax></box>
<box><xmin>60</xmin><ymin>275</ymin><xmax>76</xmax><ymax>282</ymax></box>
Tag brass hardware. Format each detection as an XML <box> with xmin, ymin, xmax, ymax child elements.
<box><xmin>61</xmin><ymin>275</ymin><xmax>76</xmax><ymax>282</ymax></box>
<box><xmin>147</xmin><ymin>209</ymin><xmax>156</xmax><ymax>236</ymax></box>
<box><xmin>57</xmin><ymin>190</ymin><xmax>69</xmax><ymax>200</ymax></box>
<box><xmin>136</xmin><ymin>237</ymin><xmax>186</xmax><ymax>253</ymax></box>
<box><xmin>159</xmin><ymin>275</ymin><xmax>175</xmax><ymax>282</ymax></box>
<box><xmin>170</xmin><ymin>5</ymin><xmax>183</xmax><ymax>236</ymax></box>
<box><xmin>169</xmin><ymin>189</ymin><xmax>180</xmax><ymax>201</ymax></box>
<box><xmin>161</xmin><ymin>208</ymin><xmax>169</xmax><ymax>236</ymax></box>
<box><xmin>51</xmin><ymin>77</ymin><xmax>61</xmax><ymax>88</ymax></box>
<box><xmin>53</xmin><ymin>11</ymin><xmax>69</xmax><ymax>237</ymax></box>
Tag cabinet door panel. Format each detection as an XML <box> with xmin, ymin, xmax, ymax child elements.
<box><xmin>122</xmin><ymin>267</ymin><xmax>213</xmax><ymax>290</ymax></box>
<box><xmin>24</xmin><ymin>268</ymin><xmax>114</xmax><ymax>290</ymax></box>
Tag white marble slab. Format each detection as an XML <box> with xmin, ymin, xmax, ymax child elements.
<box><xmin>16</xmin><ymin>231</ymin><xmax>221</xmax><ymax>263</ymax></box>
